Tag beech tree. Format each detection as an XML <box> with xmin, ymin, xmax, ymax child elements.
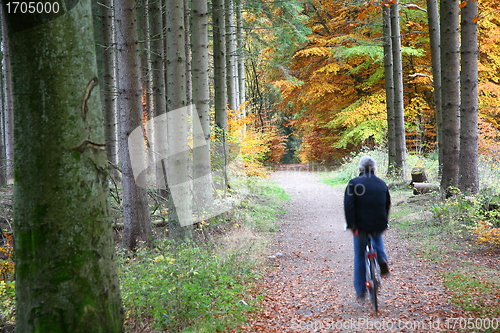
<box><xmin>459</xmin><ymin>0</ymin><xmax>479</xmax><ymax>193</ymax></box>
<box><xmin>115</xmin><ymin>0</ymin><xmax>152</xmax><ymax>249</ymax></box>
<box><xmin>440</xmin><ymin>0</ymin><xmax>461</xmax><ymax>194</ymax></box>
<box><xmin>2</xmin><ymin>0</ymin><xmax>123</xmax><ymax>331</ymax></box>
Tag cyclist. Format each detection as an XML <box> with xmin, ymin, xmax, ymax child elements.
<box><xmin>344</xmin><ymin>156</ymin><xmax>391</xmax><ymax>301</ymax></box>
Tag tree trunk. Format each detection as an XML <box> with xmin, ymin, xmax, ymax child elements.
<box><xmin>2</xmin><ymin>1</ymin><xmax>123</xmax><ymax>331</ymax></box>
<box><xmin>440</xmin><ymin>0</ymin><xmax>461</xmax><ymax>195</ymax></box>
<box><xmin>115</xmin><ymin>0</ymin><xmax>152</xmax><ymax>249</ymax></box>
<box><xmin>225</xmin><ymin>0</ymin><xmax>239</xmax><ymax>111</ymax></box>
<box><xmin>459</xmin><ymin>0</ymin><xmax>479</xmax><ymax>193</ymax></box>
<box><xmin>99</xmin><ymin>0</ymin><xmax>119</xmax><ymax>173</ymax></box>
<box><xmin>1</xmin><ymin>11</ymin><xmax>14</xmax><ymax>183</ymax></box>
<box><xmin>166</xmin><ymin>0</ymin><xmax>193</xmax><ymax>239</ymax></box>
<box><xmin>149</xmin><ymin>0</ymin><xmax>168</xmax><ymax>193</ymax></box>
<box><xmin>212</xmin><ymin>0</ymin><xmax>229</xmax><ymax>192</ymax></box>
<box><xmin>390</xmin><ymin>0</ymin><xmax>407</xmax><ymax>179</ymax></box>
<box><xmin>191</xmin><ymin>0</ymin><xmax>214</xmax><ymax>214</ymax></box>
<box><xmin>382</xmin><ymin>2</ymin><xmax>396</xmax><ymax>177</ymax></box>
<box><xmin>426</xmin><ymin>0</ymin><xmax>443</xmax><ymax>177</ymax></box>
<box><xmin>236</xmin><ymin>0</ymin><xmax>246</xmax><ymax>108</ymax></box>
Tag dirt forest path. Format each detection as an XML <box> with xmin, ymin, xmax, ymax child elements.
<box><xmin>239</xmin><ymin>171</ymin><xmax>466</xmax><ymax>332</ymax></box>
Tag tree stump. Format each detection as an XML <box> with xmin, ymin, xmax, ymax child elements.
<box><xmin>411</xmin><ymin>167</ymin><xmax>428</xmax><ymax>183</ymax></box>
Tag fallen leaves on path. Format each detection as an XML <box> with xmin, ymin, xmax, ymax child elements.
<box><xmin>230</xmin><ymin>172</ymin><xmax>469</xmax><ymax>332</ymax></box>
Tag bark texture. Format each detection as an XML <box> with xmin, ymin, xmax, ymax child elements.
<box><xmin>3</xmin><ymin>1</ymin><xmax>123</xmax><ymax>331</ymax></box>
<box><xmin>191</xmin><ymin>0</ymin><xmax>214</xmax><ymax>211</ymax></box>
<box><xmin>166</xmin><ymin>0</ymin><xmax>193</xmax><ymax>238</ymax></box>
<box><xmin>440</xmin><ymin>0</ymin><xmax>461</xmax><ymax>194</ymax></box>
<box><xmin>390</xmin><ymin>1</ymin><xmax>407</xmax><ymax>179</ymax></box>
<box><xmin>459</xmin><ymin>0</ymin><xmax>479</xmax><ymax>193</ymax></box>
<box><xmin>115</xmin><ymin>0</ymin><xmax>152</xmax><ymax>249</ymax></box>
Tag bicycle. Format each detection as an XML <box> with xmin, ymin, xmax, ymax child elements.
<box><xmin>365</xmin><ymin>233</ymin><xmax>381</xmax><ymax>314</ymax></box>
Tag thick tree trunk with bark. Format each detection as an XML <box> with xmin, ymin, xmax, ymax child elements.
<box><xmin>191</xmin><ymin>0</ymin><xmax>214</xmax><ymax>211</ymax></box>
<box><xmin>440</xmin><ymin>0</ymin><xmax>461</xmax><ymax>194</ymax></box>
<box><xmin>459</xmin><ymin>0</ymin><xmax>479</xmax><ymax>193</ymax></box>
<box><xmin>166</xmin><ymin>0</ymin><xmax>193</xmax><ymax>239</ymax></box>
<box><xmin>2</xmin><ymin>1</ymin><xmax>123</xmax><ymax>331</ymax></box>
<box><xmin>115</xmin><ymin>0</ymin><xmax>152</xmax><ymax>249</ymax></box>
<box><xmin>390</xmin><ymin>1</ymin><xmax>407</xmax><ymax>179</ymax></box>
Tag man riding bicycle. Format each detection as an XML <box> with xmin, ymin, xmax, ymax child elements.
<box><xmin>344</xmin><ymin>156</ymin><xmax>391</xmax><ymax>301</ymax></box>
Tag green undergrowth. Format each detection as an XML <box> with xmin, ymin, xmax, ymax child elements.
<box><xmin>119</xmin><ymin>177</ymin><xmax>288</xmax><ymax>333</ymax></box>
<box><xmin>387</xmin><ymin>190</ymin><xmax>500</xmax><ymax>321</ymax></box>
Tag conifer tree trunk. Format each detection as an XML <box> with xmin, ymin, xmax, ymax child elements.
<box><xmin>191</xmin><ymin>0</ymin><xmax>214</xmax><ymax>211</ymax></box>
<box><xmin>225</xmin><ymin>0</ymin><xmax>239</xmax><ymax>111</ymax></box>
<box><xmin>440</xmin><ymin>0</ymin><xmax>461</xmax><ymax>194</ymax></box>
<box><xmin>166</xmin><ymin>0</ymin><xmax>193</xmax><ymax>239</ymax></box>
<box><xmin>1</xmin><ymin>12</ymin><xmax>14</xmax><ymax>183</ymax></box>
<box><xmin>426</xmin><ymin>0</ymin><xmax>443</xmax><ymax>176</ymax></box>
<box><xmin>149</xmin><ymin>0</ymin><xmax>168</xmax><ymax>192</ymax></box>
<box><xmin>99</xmin><ymin>0</ymin><xmax>119</xmax><ymax>171</ymax></box>
<box><xmin>115</xmin><ymin>0</ymin><xmax>152</xmax><ymax>249</ymax></box>
<box><xmin>2</xmin><ymin>1</ymin><xmax>123</xmax><ymax>331</ymax></box>
<box><xmin>236</xmin><ymin>0</ymin><xmax>246</xmax><ymax>121</ymax></box>
<box><xmin>212</xmin><ymin>0</ymin><xmax>229</xmax><ymax>191</ymax></box>
<box><xmin>459</xmin><ymin>0</ymin><xmax>479</xmax><ymax>193</ymax></box>
<box><xmin>382</xmin><ymin>2</ymin><xmax>396</xmax><ymax>176</ymax></box>
<box><xmin>390</xmin><ymin>0</ymin><xmax>407</xmax><ymax>179</ymax></box>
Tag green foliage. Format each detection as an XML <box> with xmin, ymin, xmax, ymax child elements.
<box><xmin>120</xmin><ymin>178</ymin><xmax>288</xmax><ymax>332</ymax></box>
<box><xmin>119</xmin><ymin>240</ymin><xmax>258</xmax><ymax>332</ymax></box>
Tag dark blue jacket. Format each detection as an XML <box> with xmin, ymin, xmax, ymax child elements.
<box><xmin>344</xmin><ymin>171</ymin><xmax>391</xmax><ymax>233</ymax></box>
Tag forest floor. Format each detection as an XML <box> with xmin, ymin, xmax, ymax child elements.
<box><xmin>233</xmin><ymin>170</ymin><xmax>474</xmax><ymax>333</ymax></box>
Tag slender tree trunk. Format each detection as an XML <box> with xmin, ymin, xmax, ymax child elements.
<box><xmin>459</xmin><ymin>0</ymin><xmax>479</xmax><ymax>193</ymax></box>
<box><xmin>166</xmin><ymin>0</ymin><xmax>193</xmax><ymax>239</ymax></box>
<box><xmin>440</xmin><ymin>0</ymin><xmax>461</xmax><ymax>195</ymax></box>
<box><xmin>390</xmin><ymin>1</ymin><xmax>407</xmax><ymax>179</ymax></box>
<box><xmin>225</xmin><ymin>0</ymin><xmax>239</xmax><ymax>111</ymax></box>
<box><xmin>0</xmin><ymin>46</ymin><xmax>5</xmax><ymax>185</ymax></box>
<box><xmin>236</xmin><ymin>0</ymin><xmax>246</xmax><ymax>108</ymax></box>
<box><xmin>426</xmin><ymin>0</ymin><xmax>443</xmax><ymax>177</ymax></box>
<box><xmin>0</xmin><ymin>13</ymin><xmax>6</xmax><ymax>185</ymax></box>
<box><xmin>149</xmin><ymin>0</ymin><xmax>168</xmax><ymax>193</ymax></box>
<box><xmin>382</xmin><ymin>2</ymin><xmax>396</xmax><ymax>176</ymax></box>
<box><xmin>191</xmin><ymin>0</ymin><xmax>214</xmax><ymax>213</ymax></box>
<box><xmin>99</xmin><ymin>0</ymin><xmax>119</xmax><ymax>172</ymax></box>
<box><xmin>1</xmin><ymin>12</ymin><xmax>14</xmax><ymax>183</ymax></box>
<box><xmin>2</xmin><ymin>1</ymin><xmax>123</xmax><ymax>331</ymax></box>
<box><xmin>212</xmin><ymin>0</ymin><xmax>229</xmax><ymax>191</ymax></box>
<box><xmin>115</xmin><ymin>0</ymin><xmax>152</xmax><ymax>249</ymax></box>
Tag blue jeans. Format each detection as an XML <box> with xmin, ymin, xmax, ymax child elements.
<box><xmin>353</xmin><ymin>232</ymin><xmax>388</xmax><ymax>297</ymax></box>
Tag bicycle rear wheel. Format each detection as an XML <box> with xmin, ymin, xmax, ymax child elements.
<box><xmin>366</xmin><ymin>257</ymin><xmax>379</xmax><ymax>314</ymax></box>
